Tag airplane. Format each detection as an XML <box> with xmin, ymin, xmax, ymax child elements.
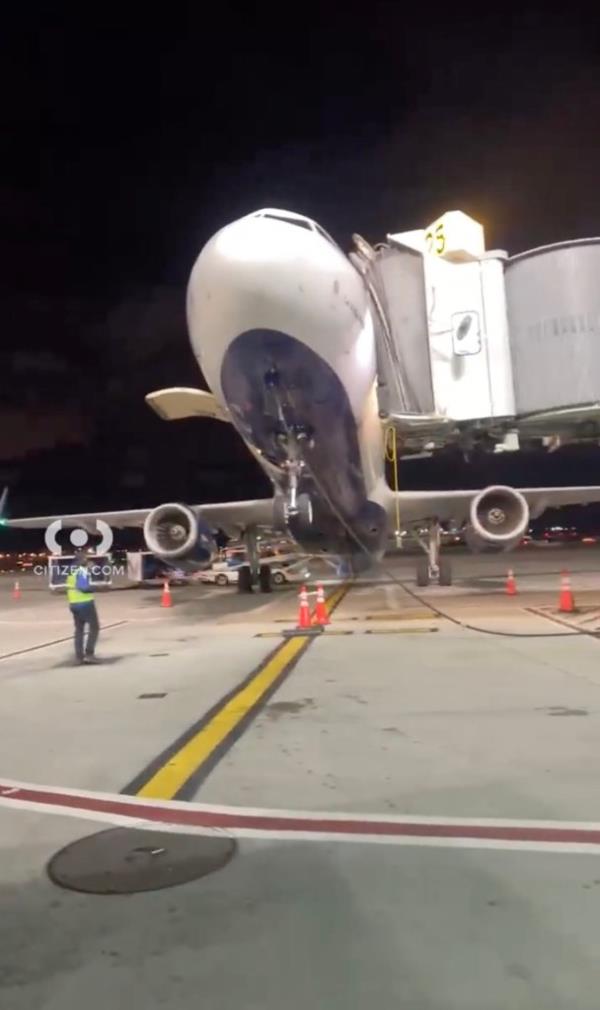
<box><xmin>6</xmin><ymin>207</ymin><xmax>600</xmax><ymax>588</ymax></box>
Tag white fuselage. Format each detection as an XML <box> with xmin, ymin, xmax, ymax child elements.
<box><xmin>186</xmin><ymin>210</ymin><xmax>392</xmax><ymax>542</ymax></box>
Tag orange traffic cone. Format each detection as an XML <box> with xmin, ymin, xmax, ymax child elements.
<box><xmin>558</xmin><ymin>571</ymin><xmax>576</xmax><ymax>613</ymax></box>
<box><xmin>505</xmin><ymin>569</ymin><xmax>517</xmax><ymax>596</ymax></box>
<box><xmin>312</xmin><ymin>582</ymin><xmax>330</xmax><ymax>625</ymax></box>
<box><xmin>296</xmin><ymin>585</ymin><xmax>311</xmax><ymax>629</ymax></box>
<box><xmin>160</xmin><ymin>579</ymin><xmax>172</xmax><ymax>608</ymax></box>
<box><xmin>12</xmin><ymin>580</ymin><xmax>21</xmax><ymax>601</ymax></box>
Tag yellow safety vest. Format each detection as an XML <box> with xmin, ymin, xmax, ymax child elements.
<box><xmin>66</xmin><ymin>568</ymin><xmax>94</xmax><ymax>605</ymax></box>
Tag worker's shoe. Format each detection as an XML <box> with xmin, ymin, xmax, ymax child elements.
<box><xmin>83</xmin><ymin>655</ymin><xmax>101</xmax><ymax>665</ymax></box>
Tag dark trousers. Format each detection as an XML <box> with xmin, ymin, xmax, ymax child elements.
<box><xmin>70</xmin><ymin>602</ymin><xmax>99</xmax><ymax>661</ymax></box>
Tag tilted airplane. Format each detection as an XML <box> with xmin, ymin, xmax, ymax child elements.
<box><xmin>7</xmin><ymin>208</ymin><xmax>600</xmax><ymax>587</ymax></box>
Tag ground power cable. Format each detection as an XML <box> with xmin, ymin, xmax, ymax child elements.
<box><xmin>299</xmin><ymin>444</ymin><xmax>600</xmax><ymax>640</ymax></box>
<box><xmin>276</xmin><ymin>377</ymin><xmax>598</xmax><ymax>640</ymax></box>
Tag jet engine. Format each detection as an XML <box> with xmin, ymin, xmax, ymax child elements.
<box><xmin>143</xmin><ymin>503</ymin><xmax>217</xmax><ymax>572</ymax></box>
<box><xmin>465</xmin><ymin>485</ymin><xmax>529</xmax><ymax>553</ymax></box>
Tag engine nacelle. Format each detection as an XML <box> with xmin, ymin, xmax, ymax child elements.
<box><xmin>465</xmin><ymin>485</ymin><xmax>529</xmax><ymax>553</ymax></box>
<box><xmin>143</xmin><ymin>503</ymin><xmax>217</xmax><ymax>573</ymax></box>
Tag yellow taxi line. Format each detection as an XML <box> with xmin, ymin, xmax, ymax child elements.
<box><xmin>136</xmin><ymin>636</ymin><xmax>307</xmax><ymax>799</ymax></box>
<box><xmin>133</xmin><ymin>582</ymin><xmax>351</xmax><ymax>800</ymax></box>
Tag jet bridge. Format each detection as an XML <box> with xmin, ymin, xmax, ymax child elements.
<box><xmin>355</xmin><ymin>210</ymin><xmax>600</xmax><ymax>451</ymax></box>
<box><xmin>505</xmin><ymin>239</ymin><xmax>600</xmax><ymax>416</ymax></box>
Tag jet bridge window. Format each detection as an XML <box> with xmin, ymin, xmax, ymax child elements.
<box><xmin>452</xmin><ymin>311</ymin><xmax>482</xmax><ymax>356</ymax></box>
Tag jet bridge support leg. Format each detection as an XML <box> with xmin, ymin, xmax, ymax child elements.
<box><xmin>414</xmin><ymin>521</ymin><xmax>452</xmax><ymax>587</ymax></box>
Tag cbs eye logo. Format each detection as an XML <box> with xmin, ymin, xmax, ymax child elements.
<box><xmin>44</xmin><ymin>519</ymin><xmax>113</xmax><ymax>555</ymax></box>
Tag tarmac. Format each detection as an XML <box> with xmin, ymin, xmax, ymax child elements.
<box><xmin>2</xmin><ymin>544</ymin><xmax>600</xmax><ymax>1008</ymax></box>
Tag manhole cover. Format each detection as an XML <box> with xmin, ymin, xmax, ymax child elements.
<box><xmin>47</xmin><ymin>828</ymin><xmax>236</xmax><ymax>894</ymax></box>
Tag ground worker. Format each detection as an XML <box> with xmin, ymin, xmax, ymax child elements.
<box><xmin>66</xmin><ymin>550</ymin><xmax>100</xmax><ymax>665</ymax></box>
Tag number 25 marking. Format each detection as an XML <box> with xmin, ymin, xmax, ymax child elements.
<box><xmin>425</xmin><ymin>222</ymin><xmax>446</xmax><ymax>255</ymax></box>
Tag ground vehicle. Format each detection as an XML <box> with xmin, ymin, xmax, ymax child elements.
<box><xmin>198</xmin><ymin>565</ymin><xmax>238</xmax><ymax>586</ymax></box>
<box><xmin>542</xmin><ymin>526</ymin><xmax>579</xmax><ymax>543</ymax></box>
<box><xmin>199</xmin><ymin>557</ymin><xmax>309</xmax><ymax>586</ymax></box>
<box><xmin>126</xmin><ymin>551</ymin><xmax>188</xmax><ymax>585</ymax></box>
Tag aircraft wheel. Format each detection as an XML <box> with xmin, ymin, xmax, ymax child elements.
<box><xmin>438</xmin><ymin>558</ymin><xmax>452</xmax><ymax>586</ymax></box>
<box><xmin>237</xmin><ymin>565</ymin><xmax>253</xmax><ymax>593</ymax></box>
<box><xmin>296</xmin><ymin>493</ymin><xmax>313</xmax><ymax>527</ymax></box>
<box><xmin>416</xmin><ymin>560</ymin><xmax>430</xmax><ymax>587</ymax></box>
<box><xmin>289</xmin><ymin>493</ymin><xmax>313</xmax><ymax>539</ymax></box>
<box><xmin>259</xmin><ymin>564</ymin><xmax>272</xmax><ymax>593</ymax></box>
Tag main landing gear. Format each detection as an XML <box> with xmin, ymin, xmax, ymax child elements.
<box><xmin>414</xmin><ymin>521</ymin><xmax>452</xmax><ymax>587</ymax></box>
<box><xmin>237</xmin><ymin>527</ymin><xmax>273</xmax><ymax>594</ymax></box>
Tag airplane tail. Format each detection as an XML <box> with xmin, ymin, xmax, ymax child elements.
<box><xmin>0</xmin><ymin>486</ymin><xmax>8</xmax><ymax>521</ymax></box>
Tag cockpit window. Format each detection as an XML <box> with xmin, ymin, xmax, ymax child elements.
<box><xmin>315</xmin><ymin>223</ymin><xmax>338</xmax><ymax>246</ymax></box>
<box><xmin>262</xmin><ymin>213</ymin><xmax>313</xmax><ymax>231</ymax></box>
<box><xmin>254</xmin><ymin>210</ymin><xmax>339</xmax><ymax>248</ymax></box>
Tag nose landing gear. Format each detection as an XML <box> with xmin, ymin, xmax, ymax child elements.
<box><xmin>263</xmin><ymin>365</ymin><xmax>316</xmax><ymax>537</ymax></box>
<box><xmin>273</xmin><ymin>486</ymin><xmax>314</xmax><ymax>535</ymax></box>
<box><xmin>271</xmin><ymin>436</ymin><xmax>314</xmax><ymax>541</ymax></box>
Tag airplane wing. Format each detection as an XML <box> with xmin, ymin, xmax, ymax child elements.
<box><xmin>514</xmin><ymin>487</ymin><xmax>600</xmax><ymax>519</ymax></box>
<box><xmin>5</xmin><ymin>499</ymin><xmax>277</xmax><ymax>538</ymax></box>
<box><xmin>393</xmin><ymin>486</ymin><xmax>600</xmax><ymax>525</ymax></box>
<box><xmin>192</xmin><ymin>499</ymin><xmax>276</xmax><ymax>535</ymax></box>
<box><xmin>7</xmin><ymin>509</ymin><xmax>150</xmax><ymax>533</ymax></box>
<box><xmin>517</xmin><ymin>404</ymin><xmax>600</xmax><ymax>440</ymax></box>
<box><xmin>384</xmin><ymin>405</ymin><xmax>600</xmax><ymax>453</ymax></box>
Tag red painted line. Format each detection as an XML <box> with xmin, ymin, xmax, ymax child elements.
<box><xmin>2</xmin><ymin>782</ymin><xmax>600</xmax><ymax>847</ymax></box>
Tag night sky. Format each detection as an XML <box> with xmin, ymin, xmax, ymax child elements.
<box><xmin>1</xmin><ymin>5</ymin><xmax>600</xmax><ymax>541</ymax></box>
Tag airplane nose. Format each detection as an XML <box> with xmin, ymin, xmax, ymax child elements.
<box><xmin>186</xmin><ymin>211</ymin><xmax>374</xmax><ymax>403</ymax></box>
